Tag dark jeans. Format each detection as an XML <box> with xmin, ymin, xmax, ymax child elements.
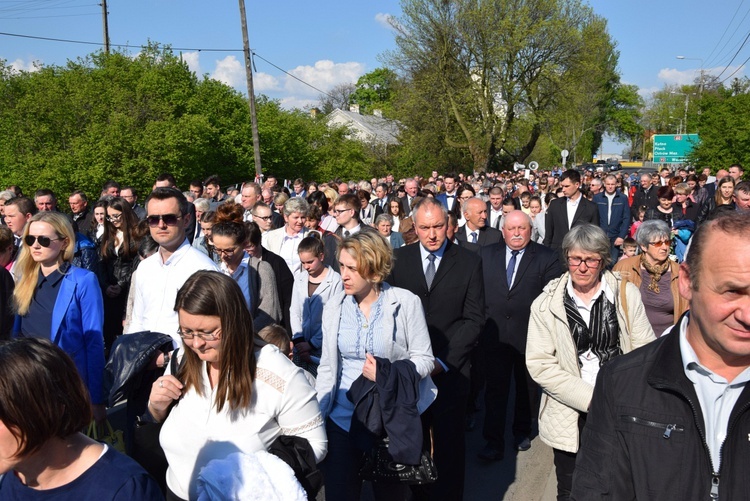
<box><xmin>322</xmin><ymin>419</ymin><xmax>410</xmax><ymax>501</ymax></box>
<box><xmin>552</xmin><ymin>413</ymin><xmax>587</xmax><ymax>501</ymax></box>
<box><xmin>482</xmin><ymin>344</ymin><xmax>538</xmax><ymax>450</ymax></box>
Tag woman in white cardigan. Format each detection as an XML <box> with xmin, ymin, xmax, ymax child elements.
<box><xmin>290</xmin><ymin>233</ymin><xmax>343</xmax><ymax>376</ymax></box>
<box><xmin>148</xmin><ymin>271</ymin><xmax>326</xmax><ymax>500</ymax></box>
<box><xmin>526</xmin><ymin>224</ymin><xmax>655</xmax><ymax>501</ymax></box>
<box><xmin>316</xmin><ymin>231</ymin><xmax>435</xmax><ymax>501</ymax></box>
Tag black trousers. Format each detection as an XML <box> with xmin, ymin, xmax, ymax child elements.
<box><xmin>552</xmin><ymin>413</ymin><xmax>587</xmax><ymax>501</ymax></box>
<box><xmin>482</xmin><ymin>343</ymin><xmax>538</xmax><ymax>450</ymax></box>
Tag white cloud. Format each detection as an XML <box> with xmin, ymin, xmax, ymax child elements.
<box><xmin>638</xmin><ymin>86</ymin><xmax>660</xmax><ymax>99</ymax></box>
<box><xmin>8</xmin><ymin>58</ymin><xmax>40</xmax><ymax>73</ymax></box>
<box><xmin>278</xmin><ymin>96</ymin><xmax>318</xmax><ymax>110</ymax></box>
<box><xmin>657</xmin><ymin>65</ymin><xmax>745</xmax><ymax>86</ymax></box>
<box><xmin>181</xmin><ymin>51</ymin><xmax>201</xmax><ymax>76</ymax></box>
<box><xmin>254</xmin><ymin>72</ymin><xmax>280</xmax><ymax>92</ymax></box>
<box><xmin>284</xmin><ymin>60</ymin><xmax>366</xmax><ymax>97</ymax></box>
<box><xmin>375</xmin><ymin>12</ymin><xmax>394</xmax><ymax>30</ymax></box>
<box><xmin>211</xmin><ymin>55</ymin><xmax>245</xmax><ymax>88</ymax></box>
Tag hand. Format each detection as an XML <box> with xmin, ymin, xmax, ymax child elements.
<box><xmin>148</xmin><ymin>375</ymin><xmax>183</xmax><ymax>422</ymax></box>
<box><xmin>430</xmin><ymin>360</ymin><xmax>444</xmax><ymax>377</ymax></box>
<box><xmin>614</xmin><ymin>237</ymin><xmax>624</xmax><ymax>247</ymax></box>
<box><xmin>92</xmin><ymin>404</ymin><xmax>107</xmax><ymax>424</ymax></box>
<box><xmin>363</xmin><ymin>353</ymin><xmax>377</xmax><ymax>382</ymax></box>
<box><xmin>105</xmin><ymin>285</ymin><xmax>122</xmax><ymax>298</ymax></box>
<box><xmin>295</xmin><ymin>341</ymin><xmax>312</xmax><ymax>363</ymax></box>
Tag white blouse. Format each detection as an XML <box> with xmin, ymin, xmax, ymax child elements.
<box><xmin>160</xmin><ymin>344</ymin><xmax>327</xmax><ymax>500</ymax></box>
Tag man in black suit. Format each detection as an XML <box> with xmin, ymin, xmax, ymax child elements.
<box><xmin>400</xmin><ymin>178</ymin><xmax>420</xmax><ymax>215</ymax></box>
<box><xmin>455</xmin><ymin>197</ymin><xmax>503</xmax><ymax>247</ymax></box>
<box><xmin>387</xmin><ymin>197</ymin><xmax>485</xmax><ymax>501</ymax></box>
<box><xmin>543</xmin><ymin>169</ymin><xmax>599</xmax><ymax>250</ymax></box>
<box><xmin>478</xmin><ymin>210</ymin><xmax>561</xmax><ymax>461</ymax></box>
<box><xmin>370</xmin><ymin>182</ymin><xmax>391</xmax><ymax>217</ymax></box>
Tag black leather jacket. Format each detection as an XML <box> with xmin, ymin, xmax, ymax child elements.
<box><xmin>572</xmin><ymin>315</ymin><xmax>750</xmax><ymax>500</ymax></box>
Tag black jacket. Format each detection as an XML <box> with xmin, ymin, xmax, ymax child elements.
<box><xmin>543</xmin><ymin>196</ymin><xmax>599</xmax><ymax>250</ymax></box>
<box><xmin>572</xmin><ymin>317</ymin><xmax>750</xmax><ymax>500</ymax></box>
<box><xmin>631</xmin><ymin>185</ymin><xmax>659</xmax><ymax>219</ymax></box>
<box><xmin>347</xmin><ymin>358</ymin><xmax>423</xmax><ymax>465</ymax></box>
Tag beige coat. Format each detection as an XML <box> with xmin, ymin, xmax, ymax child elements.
<box><xmin>612</xmin><ymin>255</ymin><xmax>688</xmax><ymax>325</ymax></box>
<box><xmin>525</xmin><ymin>271</ymin><xmax>655</xmax><ymax>453</ymax></box>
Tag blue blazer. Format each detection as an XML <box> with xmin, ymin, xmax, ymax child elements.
<box><xmin>593</xmin><ymin>191</ymin><xmax>631</xmax><ymax>240</ymax></box>
<box><xmin>389</xmin><ymin>231</ymin><xmax>405</xmax><ymax>249</ymax></box>
<box><xmin>14</xmin><ymin>266</ymin><xmax>105</xmax><ymax>403</ymax></box>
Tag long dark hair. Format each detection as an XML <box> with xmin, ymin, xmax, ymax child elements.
<box><xmin>174</xmin><ymin>271</ymin><xmax>256</xmax><ymax>412</ymax></box>
<box><xmin>101</xmin><ymin>197</ymin><xmax>139</xmax><ymax>259</ymax></box>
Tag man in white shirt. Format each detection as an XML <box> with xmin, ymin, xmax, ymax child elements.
<box><xmin>437</xmin><ymin>173</ymin><xmax>459</xmax><ymax>212</ymax></box>
<box><xmin>240</xmin><ymin>182</ymin><xmax>261</xmax><ymax>222</ymax></box>
<box><xmin>333</xmin><ymin>194</ymin><xmax>377</xmax><ymax>239</ymax></box>
<box><xmin>455</xmin><ymin>197</ymin><xmax>502</xmax><ymax>247</ymax></box>
<box><xmin>127</xmin><ymin>188</ymin><xmax>218</xmax><ymax>344</ymax></box>
<box><xmin>486</xmin><ymin>187</ymin><xmax>505</xmax><ymax>230</ymax></box>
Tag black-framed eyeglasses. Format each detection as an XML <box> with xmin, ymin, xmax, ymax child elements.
<box><xmin>333</xmin><ymin>208</ymin><xmax>353</xmax><ymax>215</ymax></box>
<box><xmin>214</xmin><ymin>246</ymin><xmax>240</xmax><ymax>256</ymax></box>
<box><xmin>567</xmin><ymin>256</ymin><xmax>602</xmax><ymax>268</ymax></box>
<box><xmin>107</xmin><ymin>213</ymin><xmax>122</xmax><ymax>222</ymax></box>
<box><xmin>177</xmin><ymin>327</ymin><xmax>221</xmax><ymax>341</ymax></box>
<box><xmin>252</xmin><ymin>214</ymin><xmax>272</xmax><ymax>221</ymax></box>
<box><xmin>24</xmin><ymin>235</ymin><xmax>62</xmax><ymax>248</ymax></box>
<box><xmin>146</xmin><ymin>214</ymin><xmax>182</xmax><ymax>227</ymax></box>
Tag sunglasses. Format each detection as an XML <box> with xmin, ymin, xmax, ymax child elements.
<box><xmin>146</xmin><ymin>214</ymin><xmax>182</xmax><ymax>227</ymax></box>
<box><xmin>24</xmin><ymin>235</ymin><xmax>62</xmax><ymax>247</ymax></box>
<box><xmin>648</xmin><ymin>240</ymin><xmax>670</xmax><ymax>248</ymax></box>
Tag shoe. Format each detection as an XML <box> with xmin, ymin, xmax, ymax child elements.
<box><xmin>477</xmin><ymin>444</ymin><xmax>504</xmax><ymax>461</ymax></box>
<box><xmin>515</xmin><ymin>436</ymin><xmax>531</xmax><ymax>451</ymax></box>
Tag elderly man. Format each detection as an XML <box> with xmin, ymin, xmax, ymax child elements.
<box><xmin>387</xmin><ymin>197</ymin><xmax>485</xmax><ymax>501</ymax></box>
<box><xmin>34</xmin><ymin>189</ymin><xmax>58</xmax><ymax>212</ymax></box>
<box><xmin>478</xmin><ymin>211</ymin><xmax>561</xmax><ymax>460</ymax></box>
<box><xmin>68</xmin><ymin>190</ymin><xmax>93</xmax><ymax>230</ymax></box>
<box><xmin>401</xmin><ymin>178</ymin><xmax>420</xmax><ymax>215</ymax></box>
<box><xmin>240</xmin><ymin>182</ymin><xmax>261</xmax><ymax>222</ymax></box>
<box><xmin>631</xmin><ymin>172</ymin><xmax>659</xmax><ymax>220</ymax></box>
<box><xmin>455</xmin><ymin>197</ymin><xmax>503</xmax><ymax>246</ymax></box>
<box><xmin>572</xmin><ymin>212</ymin><xmax>750</xmax><ymax>500</ymax></box>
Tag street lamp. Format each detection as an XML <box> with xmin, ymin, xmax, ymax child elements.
<box><xmin>676</xmin><ymin>55</ymin><xmax>704</xmax><ymax>97</ymax></box>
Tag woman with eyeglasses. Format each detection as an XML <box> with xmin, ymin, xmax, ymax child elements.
<box><xmin>613</xmin><ymin>220</ymin><xmax>688</xmax><ymax>337</ymax></box>
<box><xmin>99</xmin><ymin>197</ymin><xmax>141</xmax><ymax>353</ymax></box>
<box><xmin>147</xmin><ymin>271</ymin><xmax>326</xmax><ymax>500</ymax></box>
<box><xmin>526</xmin><ymin>224</ymin><xmax>655</xmax><ymax>501</ymax></box>
<box><xmin>11</xmin><ymin>211</ymin><xmax>106</xmax><ymax>422</ymax></box>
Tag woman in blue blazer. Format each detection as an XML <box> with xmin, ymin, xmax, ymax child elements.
<box><xmin>12</xmin><ymin>212</ymin><xmax>105</xmax><ymax>421</ymax></box>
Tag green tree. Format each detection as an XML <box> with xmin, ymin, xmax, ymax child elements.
<box><xmin>689</xmin><ymin>86</ymin><xmax>750</xmax><ymax>169</ymax></box>
<box><xmin>350</xmin><ymin>68</ymin><xmax>399</xmax><ymax>116</ymax></box>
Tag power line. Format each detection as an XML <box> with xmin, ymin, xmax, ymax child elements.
<box><xmin>713</xmin><ymin>30</ymin><xmax>750</xmax><ymax>80</ymax></box>
<box><xmin>705</xmin><ymin>0</ymin><xmax>747</xmax><ymax>68</ymax></box>
<box><xmin>0</xmin><ymin>30</ymin><xmax>337</xmax><ymax>98</ymax></box>
<box><xmin>719</xmin><ymin>54</ymin><xmax>750</xmax><ymax>84</ymax></box>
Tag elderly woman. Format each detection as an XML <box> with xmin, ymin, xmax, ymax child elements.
<box><xmin>374</xmin><ymin>213</ymin><xmax>405</xmax><ymax>249</ymax></box>
<box><xmin>148</xmin><ymin>271</ymin><xmax>326</xmax><ymax>500</ymax></box>
<box><xmin>316</xmin><ymin>232</ymin><xmax>435</xmax><ymax>500</ymax></box>
<box><xmin>0</xmin><ymin>338</ymin><xmax>163</xmax><ymax>499</ymax></box>
<box><xmin>526</xmin><ymin>224</ymin><xmax>655</xmax><ymax>501</ymax></box>
<box><xmin>262</xmin><ymin>197</ymin><xmax>310</xmax><ymax>274</ymax></box>
<box><xmin>613</xmin><ymin>220</ymin><xmax>688</xmax><ymax>337</ymax></box>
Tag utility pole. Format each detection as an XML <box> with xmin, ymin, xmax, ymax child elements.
<box><xmin>101</xmin><ymin>0</ymin><xmax>110</xmax><ymax>54</ymax></box>
<box><xmin>238</xmin><ymin>0</ymin><xmax>262</xmax><ymax>180</ymax></box>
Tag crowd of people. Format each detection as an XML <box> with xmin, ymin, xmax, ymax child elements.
<box><xmin>0</xmin><ymin>163</ymin><xmax>749</xmax><ymax>500</ymax></box>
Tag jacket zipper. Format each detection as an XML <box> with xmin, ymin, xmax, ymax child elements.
<box><xmin>652</xmin><ymin>382</ymin><xmax>719</xmax><ymax>500</ymax></box>
<box><xmin>712</xmin><ymin>399</ymin><xmax>750</xmax><ymax>500</ymax></box>
<box><xmin>619</xmin><ymin>415</ymin><xmax>684</xmax><ymax>438</ymax></box>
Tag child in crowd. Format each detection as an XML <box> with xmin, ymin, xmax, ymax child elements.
<box><xmin>257</xmin><ymin>324</ymin><xmax>316</xmax><ymax>386</ymax></box>
<box><xmin>619</xmin><ymin>237</ymin><xmax>638</xmax><ymax>261</ymax></box>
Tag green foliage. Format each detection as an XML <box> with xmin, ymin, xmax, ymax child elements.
<box><xmin>350</xmin><ymin>68</ymin><xmax>399</xmax><ymax>117</ymax></box>
<box><xmin>689</xmin><ymin>88</ymin><xmax>750</xmax><ymax>168</ymax></box>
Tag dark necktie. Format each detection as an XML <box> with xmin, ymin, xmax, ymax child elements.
<box><xmin>344</xmin><ymin>230</ymin><xmax>350</xmax><ymax>238</ymax></box>
<box><xmin>425</xmin><ymin>253</ymin><xmax>436</xmax><ymax>289</ymax></box>
<box><xmin>507</xmin><ymin>250</ymin><xmax>520</xmax><ymax>288</ymax></box>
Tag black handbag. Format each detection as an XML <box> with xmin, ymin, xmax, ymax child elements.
<box><xmin>132</xmin><ymin>348</ymin><xmax>180</xmax><ymax>494</ymax></box>
<box><xmin>359</xmin><ymin>437</ymin><xmax>438</xmax><ymax>485</ymax></box>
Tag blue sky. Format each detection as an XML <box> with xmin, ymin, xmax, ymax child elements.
<box><xmin>2</xmin><ymin>0</ymin><xmax>747</xmax><ymax>155</ymax></box>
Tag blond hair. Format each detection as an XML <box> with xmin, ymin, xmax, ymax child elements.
<box><xmin>13</xmin><ymin>212</ymin><xmax>75</xmax><ymax>315</ymax></box>
<box><xmin>337</xmin><ymin>231</ymin><xmax>392</xmax><ymax>284</ymax></box>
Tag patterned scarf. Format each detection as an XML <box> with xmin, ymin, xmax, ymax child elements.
<box><xmin>640</xmin><ymin>254</ymin><xmax>670</xmax><ymax>293</ymax></box>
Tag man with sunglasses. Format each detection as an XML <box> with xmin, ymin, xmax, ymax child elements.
<box><xmin>126</xmin><ymin>188</ymin><xmax>218</xmax><ymax>345</ymax></box>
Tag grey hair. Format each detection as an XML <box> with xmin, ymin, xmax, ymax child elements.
<box><xmin>0</xmin><ymin>190</ymin><xmax>16</xmax><ymax>202</ymax></box>
<box><xmin>283</xmin><ymin>197</ymin><xmax>309</xmax><ymax>217</ymax></box>
<box><xmin>634</xmin><ymin>219</ymin><xmax>670</xmax><ymax>249</ymax></box>
<box><xmin>412</xmin><ymin>196</ymin><xmax>447</xmax><ymax>223</ymax></box>
<box><xmin>374</xmin><ymin>213</ymin><xmax>393</xmax><ymax>226</ymax></box>
<box><xmin>461</xmin><ymin>196</ymin><xmax>483</xmax><ymax>214</ymax></box>
<box><xmin>193</xmin><ymin>198</ymin><xmax>210</xmax><ymax>212</ymax></box>
<box><xmin>562</xmin><ymin>223</ymin><xmax>612</xmax><ymax>269</ymax></box>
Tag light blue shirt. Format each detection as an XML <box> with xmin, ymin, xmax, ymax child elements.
<box><xmin>505</xmin><ymin>246</ymin><xmax>526</xmax><ymax>288</ymax></box>
<box><xmin>679</xmin><ymin>314</ymin><xmax>750</xmax><ymax>471</ymax></box>
<box><xmin>221</xmin><ymin>253</ymin><xmax>253</xmax><ymax>313</ymax></box>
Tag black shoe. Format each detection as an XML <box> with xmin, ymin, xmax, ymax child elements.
<box><xmin>477</xmin><ymin>444</ymin><xmax>504</xmax><ymax>461</ymax></box>
<box><xmin>515</xmin><ymin>436</ymin><xmax>531</xmax><ymax>451</ymax></box>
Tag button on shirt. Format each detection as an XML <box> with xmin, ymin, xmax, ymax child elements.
<box><xmin>22</xmin><ymin>263</ymin><xmax>69</xmax><ymax>339</ymax></box>
<box><xmin>679</xmin><ymin>315</ymin><xmax>750</xmax><ymax>471</ymax></box>
<box><xmin>566</xmin><ymin>195</ymin><xmax>581</xmax><ymax>230</ymax></box>
<box><xmin>278</xmin><ymin>230</ymin><xmax>305</xmax><ymax>274</ymax></box>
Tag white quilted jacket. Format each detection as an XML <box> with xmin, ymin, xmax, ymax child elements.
<box><xmin>525</xmin><ymin>271</ymin><xmax>655</xmax><ymax>453</ymax></box>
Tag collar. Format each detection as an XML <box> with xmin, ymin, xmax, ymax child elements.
<box><xmin>419</xmin><ymin>239</ymin><xmax>447</xmax><ymax>261</ymax></box>
<box><xmin>283</xmin><ymin>227</ymin><xmax>305</xmax><ymax>239</ymax></box>
<box><xmin>37</xmin><ymin>262</ymin><xmax>69</xmax><ymax>287</ymax></box>
<box><xmin>679</xmin><ymin>313</ymin><xmax>750</xmax><ymax>385</ymax></box>
<box><xmin>565</xmin><ymin>275</ymin><xmax>614</xmax><ymax>307</ymax></box>
<box><xmin>161</xmin><ymin>239</ymin><xmax>192</xmax><ymax>266</ymax></box>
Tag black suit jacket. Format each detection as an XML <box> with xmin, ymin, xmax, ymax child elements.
<box><xmin>543</xmin><ymin>196</ymin><xmax>599</xmax><ymax>250</ymax></box>
<box><xmin>455</xmin><ymin>224</ymin><xmax>504</xmax><ymax>247</ymax></box>
<box><xmin>480</xmin><ymin>242</ymin><xmax>561</xmax><ymax>352</ymax></box>
<box><xmin>387</xmin><ymin>240</ymin><xmax>485</xmax><ymax>377</ymax></box>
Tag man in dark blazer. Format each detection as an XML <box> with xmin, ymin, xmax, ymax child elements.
<box><xmin>478</xmin><ymin>210</ymin><xmax>561</xmax><ymax>461</ymax></box>
<box><xmin>455</xmin><ymin>197</ymin><xmax>503</xmax><ymax>247</ymax></box>
<box><xmin>593</xmin><ymin>174</ymin><xmax>631</xmax><ymax>265</ymax></box>
<box><xmin>387</xmin><ymin>197</ymin><xmax>485</xmax><ymax>501</ymax></box>
<box><xmin>370</xmin><ymin>182</ymin><xmax>391</xmax><ymax>217</ymax></box>
<box><xmin>543</xmin><ymin>169</ymin><xmax>599</xmax><ymax>250</ymax></box>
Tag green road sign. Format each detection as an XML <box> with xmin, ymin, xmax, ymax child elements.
<box><xmin>652</xmin><ymin>134</ymin><xmax>700</xmax><ymax>164</ymax></box>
